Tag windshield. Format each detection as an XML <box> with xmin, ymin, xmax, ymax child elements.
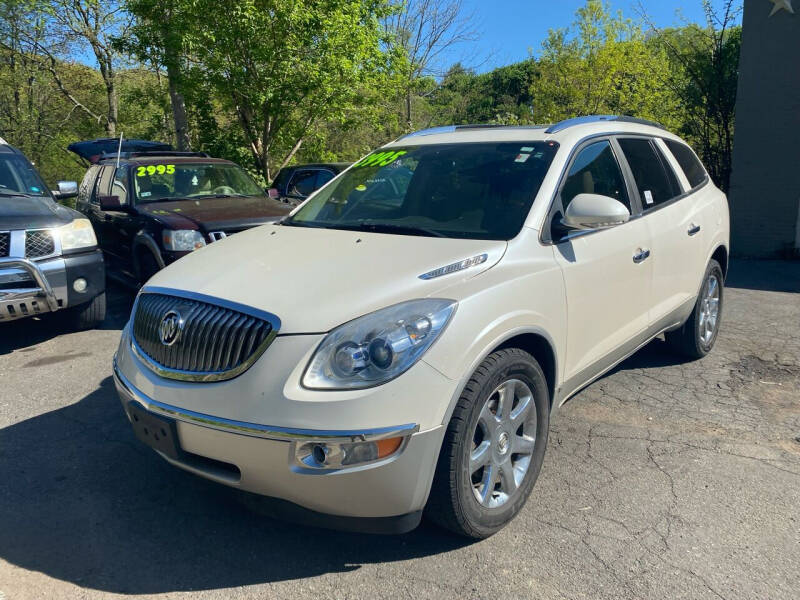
<box><xmin>0</xmin><ymin>154</ymin><xmax>49</xmax><ymax>197</ymax></box>
<box><xmin>133</xmin><ymin>162</ymin><xmax>264</xmax><ymax>202</ymax></box>
<box><xmin>286</xmin><ymin>141</ymin><xmax>558</xmax><ymax>240</ymax></box>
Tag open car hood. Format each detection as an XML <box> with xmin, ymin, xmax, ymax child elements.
<box><xmin>67</xmin><ymin>139</ymin><xmax>173</xmax><ymax>163</ymax></box>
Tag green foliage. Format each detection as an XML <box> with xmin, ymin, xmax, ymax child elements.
<box><xmin>0</xmin><ymin>0</ymin><xmax>741</xmax><ymax>193</ymax></box>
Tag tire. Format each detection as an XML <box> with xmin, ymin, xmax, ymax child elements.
<box><xmin>137</xmin><ymin>250</ymin><xmax>160</xmax><ymax>286</ymax></box>
<box><xmin>665</xmin><ymin>259</ymin><xmax>724</xmax><ymax>360</ymax></box>
<box><xmin>63</xmin><ymin>292</ymin><xmax>106</xmax><ymax>331</ymax></box>
<box><xmin>425</xmin><ymin>348</ymin><xmax>550</xmax><ymax>539</ymax></box>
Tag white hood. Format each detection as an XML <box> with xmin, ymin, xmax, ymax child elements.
<box><xmin>145</xmin><ymin>223</ymin><xmax>506</xmax><ymax>333</ymax></box>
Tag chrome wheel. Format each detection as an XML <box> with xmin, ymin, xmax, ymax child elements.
<box><xmin>698</xmin><ymin>274</ymin><xmax>720</xmax><ymax>345</ymax></box>
<box><xmin>470</xmin><ymin>379</ymin><xmax>536</xmax><ymax>508</ymax></box>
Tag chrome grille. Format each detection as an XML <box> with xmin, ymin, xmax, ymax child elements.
<box><xmin>131</xmin><ymin>290</ymin><xmax>279</xmax><ymax>382</ymax></box>
<box><xmin>0</xmin><ymin>232</ymin><xmax>8</xmax><ymax>257</ymax></box>
<box><xmin>25</xmin><ymin>230</ymin><xmax>55</xmax><ymax>258</ymax></box>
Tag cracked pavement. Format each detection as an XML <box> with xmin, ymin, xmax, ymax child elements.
<box><xmin>0</xmin><ymin>259</ymin><xmax>798</xmax><ymax>599</ymax></box>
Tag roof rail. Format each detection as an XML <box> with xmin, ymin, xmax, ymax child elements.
<box><xmin>545</xmin><ymin>115</ymin><xmax>665</xmax><ymax>134</ymax></box>
<box><xmin>397</xmin><ymin>123</ymin><xmax>549</xmax><ymax>141</ymax></box>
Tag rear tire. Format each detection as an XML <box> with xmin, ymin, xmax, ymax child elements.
<box><xmin>425</xmin><ymin>348</ymin><xmax>550</xmax><ymax>539</ymax></box>
<box><xmin>63</xmin><ymin>292</ymin><xmax>106</xmax><ymax>331</ymax></box>
<box><xmin>665</xmin><ymin>259</ymin><xmax>723</xmax><ymax>360</ymax></box>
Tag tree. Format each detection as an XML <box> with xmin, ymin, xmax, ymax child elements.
<box><xmin>638</xmin><ymin>0</ymin><xmax>741</xmax><ymax>192</ymax></box>
<box><xmin>123</xmin><ymin>0</ymin><xmax>191</xmax><ymax>150</ymax></box>
<box><xmin>530</xmin><ymin>0</ymin><xmax>676</xmax><ymax>127</ymax></box>
<box><xmin>383</xmin><ymin>0</ymin><xmax>476</xmax><ymax>129</ymax></box>
<box><xmin>175</xmin><ymin>0</ymin><xmax>396</xmax><ymax>181</ymax></box>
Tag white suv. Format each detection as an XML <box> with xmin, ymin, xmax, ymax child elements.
<box><xmin>113</xmin><ymin>115</ymin><xmax>729</xmax><ymax>538</ymax></box>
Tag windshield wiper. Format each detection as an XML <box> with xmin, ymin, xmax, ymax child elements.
<box><xmin>0</xmin><ymin>190</ymin><xmax>33</xmax><ymax>198</ymax></box>
<box><xmin>336</xmin><ymin>221</ymin><xmax>446</xmax><ymax>238</ymax></box>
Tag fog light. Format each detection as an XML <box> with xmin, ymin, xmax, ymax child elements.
<box><xmin>72</xmin><ymin>278</ymin><xmax>87</xmax><ymax>293</ymax></box>
<box><xmin>296</xmin><ymin>435</ymin><xmax>407</xmax><ymax>470</ymax></box>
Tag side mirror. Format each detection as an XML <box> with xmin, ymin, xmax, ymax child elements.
<box><xmin>562</xmin><ymin>193</ymin><xmax>630</xmax><ymax>230</ymax></box>
<box><xmin>99</xmin><ymin>195</ymin><xmax>125</xmax><ymax>211</ymax></box>
<box><xmin>53</xmin><ymin>181</ymin><xmax>78</xmax><ymax>200</ymax></box>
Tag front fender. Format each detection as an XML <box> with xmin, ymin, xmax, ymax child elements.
<box><xmin>132</xmin><ymin>231</ymin><xmax>165</xmax><ymax>269</ymax></box>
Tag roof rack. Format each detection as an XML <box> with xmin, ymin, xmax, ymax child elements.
<box><xmin>99</xmin><ymin>150</ymin><xmax>210</xmax><ymax>160</ymax></box>
<box><xmin>397</xmin><ymin>123</ymin><xmax>549</xmax><ymax>141</ymax></box>
<box><xmin>545</xmin><ymin>115</ymin><xmax>665</xmax><ymax>134</ymax></box>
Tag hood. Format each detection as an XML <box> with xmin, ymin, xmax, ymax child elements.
<box><xmin>67</xmin><ymin>139</ymin><xmax>172</xmax><ymax>163</ymax></box>
<box><xmin>138</xmin><ymin>196</ymin><xmax>292</xmax><ymax>231</ymax></box>
<box><xmin>0</xmin><ymin>196</ymin><xmax>76</xmax><ymax>230</ymax></box>
<box><xmin>145</xmin><ymin>224</ymin><xmax>506</xmax><ymax>333</ymax></box>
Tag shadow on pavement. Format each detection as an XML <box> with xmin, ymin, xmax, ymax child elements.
<box><xmin>0</xmin><ymin>282</ymin><xmax>134</xmax><ymax>355</ymax></box>
<box><xmin>725</xmin><ymin>259</ymin><xmax>800</xmax><ymax>293</ymax></box>
<box><xmin>0</xmin><ymin>377</ymin><xmax>469</xmax><ymax>594</ymax></box>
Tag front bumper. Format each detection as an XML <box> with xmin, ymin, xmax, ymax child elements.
<box><xmin>113</xmin><ymin>357</ymin><xmax>446</xmax><ymax>527</ymax></box>
<box><xmin>0</xmin><ymin>249</ymin><xmax>104</xmax><ymax>321</ymax></box>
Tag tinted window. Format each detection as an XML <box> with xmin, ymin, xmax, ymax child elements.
<box><xmin>561</xmin><ymin>141</ymin><xmax>630</xmax><ymax>212</ymax></box>
<box><xmin>111</xmin><ymin>167</ymin><xmax>130</xmax><ymax>205</ymax></box>
<box><xmin>95</xmin><ymin>167</ymin><xmax>114</xmax><ymax>202</ymax></box>
<box><xmin>288</xmin><ymin>142</ymin><xmax>559</xmax><ymax>240</ymax></box>
<box><xmin>618</xmin><ymin>138</ymin><xmax>680</xmax><ymax>208</ymax></box>
<box><xmin>78</xmin><ymin>166</ymin><xmax>99</xmax><ymax>205</ymax></box>
<box><xmin>315</xmin><ymin>169</ymin><xmax>335</xmax><ymax>188</ymax></box>
<box><xmin>272</xmin><ymin>168</ymin><xmax>292</xmax><ymax>191</ymax></box>
<box><xmin>664</xmin><ymin>139</ymin><xmax>707</xmax><ymax>188</ymax></box>
<box><xmin>289</xmin><ymin>170</ymin><xmax>319</xmax><ymax>197</ymax></box>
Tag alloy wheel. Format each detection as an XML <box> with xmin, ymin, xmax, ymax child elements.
<box><xmin>698</xmin><ymin>274</ymin><xmax>720</xmax><ymax>345</ymax></box>
<box><xmin>469</xmin><ymin>379</ymin><xmax>537</xmax><ymax>508</ymax></box>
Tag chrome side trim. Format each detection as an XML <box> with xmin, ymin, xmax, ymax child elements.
<box><xmin>113</xmin><ymin>358</ymin><xmax>419</xmax><ymax>442</ymax></box>
<box><xmin>130</xmin><ymin>287</ymin><xmax>282</xmax><ymax>382</ymax></box>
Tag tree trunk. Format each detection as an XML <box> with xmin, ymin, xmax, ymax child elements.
<box><xmin>167</xmin><ymin>62</ymin><xmax>191</xmax><ymax>151</ymax></box>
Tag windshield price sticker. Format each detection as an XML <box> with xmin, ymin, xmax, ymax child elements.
<box><xmin>354</xmin><ymin>150</ymin><xmax>407</xmax><ymax>169</ymax></box>
<box><xmin>136</xmin><ymin>164</ymin><xmax>176</xmax><ymax>177</ymax></box>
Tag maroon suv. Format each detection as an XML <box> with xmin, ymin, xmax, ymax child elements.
<box><xmin>74</xmin><ymin>150</ymin><xmax>291</xmax><ymax>285</ymax></box>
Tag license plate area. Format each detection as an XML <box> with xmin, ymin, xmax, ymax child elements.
<box><xmin>127</xmin><ymin>402</ymin><xmax>182</xmax><ymax>460</ymax></box>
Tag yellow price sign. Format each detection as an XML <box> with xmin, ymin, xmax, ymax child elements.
<box><xmin>353</xmin><ymin>150</ymin><xmax>407</xmax><ymax>169</ymax></box>
<box><xmin>136</xmin><ymin>164</ymin><xmax>175</xmax><ymax>177</ymax></box>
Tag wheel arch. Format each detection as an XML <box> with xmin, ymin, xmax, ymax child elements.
<box><xmin>439</xmin><ymin>326</ymin><xmax>560</xmax><ymax>430</ymax></box>
<box><xmin>711</xmin><ymin>244</ymin><xmax>728</xmax><ymax>281</ymax></box>
<box><xmin>132</xmin><ymin>232</ymin><xmax>165</xmax><ymax>273</ymax></box>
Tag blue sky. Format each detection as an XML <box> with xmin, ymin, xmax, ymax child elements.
<box><xmin>441</xmin><ymin>0</ymin><xmax>741</xmax><ymax>73</ymax></box>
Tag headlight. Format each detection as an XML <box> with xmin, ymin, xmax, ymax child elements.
<box><xmin>58</xmin><ymin>218</ymin><xmax>97</xmax><ymax>251</ymax></box>
<box><xmin>303</xmin><ymin>298</ymin><xmax>457</xmax><ymax>390</ymax></box>
<box><xmin>162</xmin><ymin>229</ymin><xmax>206</xmax><ymax>251</ymax></box>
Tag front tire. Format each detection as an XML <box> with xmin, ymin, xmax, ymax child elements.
<box><xmin>665</xmin><ymin>259</ymin><xmax>724</xmax><ymax>359</ymax></box>
<box><xmin>425</xmin><ymin>348</ymin><xmax>550</xmax><ymax>539</ymax></box>
<box><xmin>63</xmin><ymin>292</ymin><xmax>106</xmax><ymax>331</ymax></box>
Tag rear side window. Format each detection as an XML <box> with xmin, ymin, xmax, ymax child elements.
<box><xmin>664</xmin><ymin>140</ymin><xmax>707</xmax><ymax>188</ymax></box>
<box><xmin>618</xmin><ymin>138</ymin><xmax>681</xmax><ymax>209</ymax></box>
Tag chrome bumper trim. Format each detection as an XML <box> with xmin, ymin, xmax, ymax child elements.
<box><xmin>0</xmin><ymin>256</ymin><xmax>60</xmax><ymax>314</ymax></box>
<box><xmin>112</xmin><ymin>356</ymin><xmax>419</xmax><ymax>442</ymax></box>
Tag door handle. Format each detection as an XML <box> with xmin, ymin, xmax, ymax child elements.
<box><xmin>633</xmin><ymin>248</ymin><xmax>650</xmax><ymax>264</ymax></box>
<box><xmin>687</xmin><ymin>223</ymin><xmax>701</xmax><ymax>236</ymax></box>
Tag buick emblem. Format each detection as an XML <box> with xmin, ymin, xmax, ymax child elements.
<box><xmin>158</xmin><ymin>310</ymin><xmax>183</xmax><ymax>346</ymax></box>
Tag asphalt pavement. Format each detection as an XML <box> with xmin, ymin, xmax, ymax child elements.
<box><xmin>0</xmin><ymin>259</ymin><xmax>798</xmax><ymax>600</ymax></box>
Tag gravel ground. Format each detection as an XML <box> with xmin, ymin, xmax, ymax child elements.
<box><xmin>0</xmin><ymin>259</ymin><xmax>798</xmax><ymax>600</ymax></box>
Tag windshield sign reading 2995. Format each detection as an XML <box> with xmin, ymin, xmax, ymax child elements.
<box><xmin>136</xmin><ymin>164</ymin><xmax>176</xmax><ymax>177</ymax></box>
